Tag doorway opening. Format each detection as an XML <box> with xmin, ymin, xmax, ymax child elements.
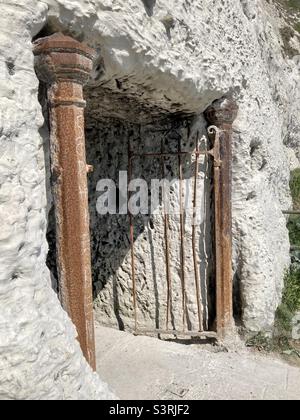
<box><xmin>84</xmin><ymin>97</ymin><xmax>216</xmax><ymax>337</ymax></box>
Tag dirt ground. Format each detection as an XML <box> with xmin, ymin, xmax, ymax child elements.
<box><xmin>95</xmin><ymin>325</ymin><xmax>300</xmax><ymax>400</ymax></box>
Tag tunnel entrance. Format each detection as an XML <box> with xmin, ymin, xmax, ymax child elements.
<box><xmin>85</xmin><ymin>114</ymin><xmax>216</xmax><ymax>337</ymax></box>
<box><xmin>83</xmin><ymin>82</ymin><xmax>238</xmax><ymax>339</ymax></box>
<box><xmin>35</xmin><ymin>33</ymin><xmax>237</xmax><ymax>368</ymax></box>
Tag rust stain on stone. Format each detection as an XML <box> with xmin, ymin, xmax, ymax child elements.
<box><xmin>34</xmin><ymin>34</ymin><xmax>96</xmax><ymax>370</ymax></box>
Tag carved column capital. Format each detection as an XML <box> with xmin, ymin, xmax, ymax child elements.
<box><xmin>33</xmin><ymin>33</ymin><xmax>96</xmax><ymax>86</ymax></box>
<box><xmin>205</xmin><ymin>97</ymin><xmax>238</xmax><ymax>127</ymax></box>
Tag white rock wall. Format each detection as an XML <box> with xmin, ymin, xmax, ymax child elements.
<box><xmin>0</xmin><ymin>0</ymin><xmax>115</xmax><ymax>400</ymax></box>
<box><xmin>0</xmin><ymin>0</ymin><xmax>299</xmax><ymax>400</ymax></box>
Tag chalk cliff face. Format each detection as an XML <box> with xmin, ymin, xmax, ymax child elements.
<box><xmin>0</xmin><ymin>0</ymin><xmax>114</xmax><ymax>400</ymax></box>
<box><xmin>0</xmin><ymin>0</ymin><xmax>299</xmax><ymax>399</ymax></box>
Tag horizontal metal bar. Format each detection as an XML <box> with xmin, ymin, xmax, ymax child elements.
<box><xmin>133</xmin><ymin>329</ymin><xmax>217</xmax><ymax>339</ymax></box>
<box><xmin>283</xmin><ymin>211</ymin><xmax>300</xmax><ymax>215</ymax></box>
<box><xmin>130</xmin><ymin>151</ymin><xmax>210</xmax><ymax>160</ymax></box>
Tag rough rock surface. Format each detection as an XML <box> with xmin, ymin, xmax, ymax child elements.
<box><xmin>0</xmin><ymin>0</ymin><xmax>300</xmax><ymax>400</ymax></box>
<box><xmin>0</xmin><ymin>0</ymin><xmax>115</xmax><ymax>400</ymax></box>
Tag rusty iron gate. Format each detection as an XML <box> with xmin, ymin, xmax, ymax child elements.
<box><xmin>127</xmin><ymin>99</ymin><xmax>238</xmax><ymax>339</ymax></box>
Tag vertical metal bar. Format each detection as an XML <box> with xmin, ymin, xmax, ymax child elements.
<box><xmin>160</xmin><ymin>140</ymin><xmax>172</xmax><ymax>330</ymax></box>
<box><xmin>128</xmin><ymin>141</ymin><xmax>138</xmax><ymax>333</ymax></box>
<box><xmin>211</xmin><ymin>129</ymin><xmax>223</xmax><ymax>334</ymax></box>
<box><xmin>178</xmin><ymin>138</ymin><xmax>186</xmax><ymax>331</ymax></box>
<box><xmin>192</xmin><ymin>136</ymin><xmax>203</xmax><ymax>332</ymax></box>
<box><xmin>202</xmin><ymin>143</ymin><xmax>210</xmax><ymax>331</ymax></box>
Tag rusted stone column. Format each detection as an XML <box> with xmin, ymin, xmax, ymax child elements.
<box><xmin>34</xmin><ymin>34</ymin><xmax>96</xmax><ymax>369</ymax></box>
<box><xmin>205</xmin><ymin>97</ymin><xmax>238</xmax><ymax>337</ymax></box>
